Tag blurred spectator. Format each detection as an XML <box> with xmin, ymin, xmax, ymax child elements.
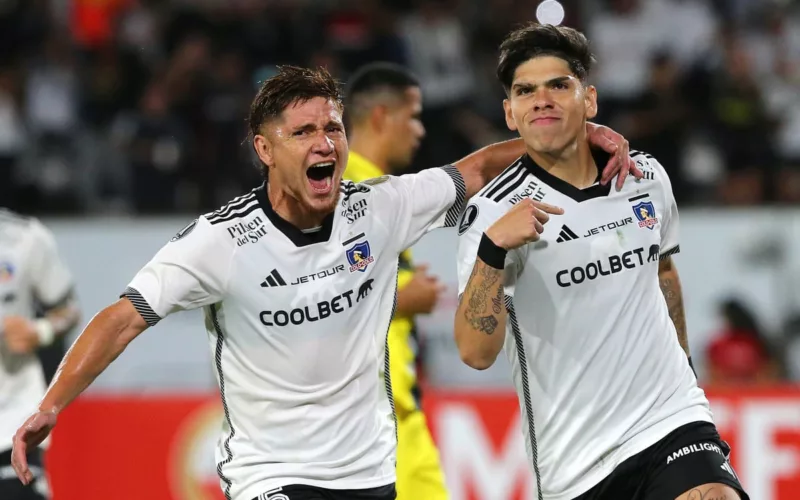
<box><xmin>0</xmin><ymin>66</ymin><xmax>26</xmax><ymax>210</ymax></box>
<box><xmin>401</xmin><ymin>0</ymin><xmax>481</xmax><ymax>171</ymax></box>
<box><xmin>703</xmin><ymin>29</ymin><xmax>776</xmax><ymax>205</ymax></box>
<box><xmin>197</xmin><ymin>48</ymin><xmax>255</xmax><ymax>207</ymax></box>
<box><xmin>744</xmin><ymin>4</ymin><xmax>800</xmax><ymax>203</ymax></box>
<box><xmin>613</xmin><ymin>53</ymin><xmax>690</xmax><ymax>201</ymax></box>
<box><xmin>588</xmin><ymin>0</ymin><xmax>665</xmax><ymax>118</ymax></box>
<box><xmin>110</xmin><ymin>82</ymin><xmax>190</xmax><ymax>213</ymax></box>
<box><xmin>705</xmin><ymin>299</ymin><xmax>781</xmax><ymax>386</ymax></box>
<box><xmin>653</xmin><ymin>0</ymin><xmax>718</xmax><ymax>71</ymax></box>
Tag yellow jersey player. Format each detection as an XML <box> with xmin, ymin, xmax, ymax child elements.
<box><xmin>343</xmin><ymin>63</ymin><xmax>449</xmax><ymax>500</ymax></box>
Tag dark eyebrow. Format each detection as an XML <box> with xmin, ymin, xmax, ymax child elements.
<box><xmin>512</xmin><ymin>76</ymin><xmax>573</xmax><ymax>93</ymax></box>
<box><xmin>546</xmin><ymin>76</ymin><xmax>571</xmax><ymax>87</ymax></box>
<box><xmin>293</xmin><ymin>123</ymin><xmax>317</xmax><ymax>133</ymax></box>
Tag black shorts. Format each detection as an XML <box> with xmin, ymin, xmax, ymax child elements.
<box><xmin>0</xmin><ymin>448</ymin><xmax>48</xmax><ymax>500</ymax></box>
<box><xmin>574</xmin><ymin>422</ymin><xmax>749</xmax><ymax>500</ymax></box>
<box><xmin>254</xmin><ymin>483</ymin><xmax>395</xmax><ymax>500</ymax></box>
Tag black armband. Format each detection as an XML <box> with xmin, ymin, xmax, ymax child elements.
<box><xmin>688</xmin><ymin>356</ymin><xmax>697</xmax><ymax>378</ymax></box>
<box><xmin>477</xmin><ymin>233</ymin><xmax>507</xmax><ymax>270</ymax></box>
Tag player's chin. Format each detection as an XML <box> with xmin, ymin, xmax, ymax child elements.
<box><xmin>304</xmin><ymin>182</ymin><xmax>339</xmax><ymax>212</ymax></box>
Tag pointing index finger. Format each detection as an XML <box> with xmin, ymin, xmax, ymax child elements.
<box><xmin>532</xmin><ymin>201</ymin><xmax>564</xmax><ymax>215</ymax></box>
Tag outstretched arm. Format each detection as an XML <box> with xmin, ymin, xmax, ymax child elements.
<box><xmin>453</xmin><ymin>123</ymin><xmax>641</xmax><ymax>199</ymax></box>
<box><xmin>12</xmin><ymin>298</ymin><xmax>148</xmax><ymax>484</ymax></box>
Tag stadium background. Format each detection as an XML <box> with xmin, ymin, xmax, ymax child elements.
<box><xmin>3</xmin><ymin>0</ymin><xmax>800</xmax><ymax>498</ymax></box>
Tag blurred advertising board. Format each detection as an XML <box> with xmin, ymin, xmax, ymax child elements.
<box><xmin>47</xmin><ymin>386</ymin><xmax>800</xmax><ymax>500</ymax></box>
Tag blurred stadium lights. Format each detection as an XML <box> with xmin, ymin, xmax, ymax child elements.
<box><xmin>536</xmin><ymin>0</ymin><xmax>565</xmax><ymax>26</ymax></box>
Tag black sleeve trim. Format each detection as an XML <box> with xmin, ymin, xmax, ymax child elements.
<box><xmin>120</xmin><ymin>287</ymin><xmax>161</xmax><ymax>326</ymax></box>
<box><xmin>38</xmin><ymin>288</ymin><xmax>76</xmax><ymax>312</ymax></box>
<box><xmin>441</xmin><ymin>165</ymin><xmax>467</xmax><ymax>228</ymax></box>
<box><xmin>659</xmin><ymin>245</ymin><xmax>680</xmax><ymax>260</ymax></box>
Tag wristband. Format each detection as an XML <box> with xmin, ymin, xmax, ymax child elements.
<box><xmin>478</xmin><ymin>233</ymin><xmax>507</xmax><ymax>270</ymax></box>
<box><xmin>688</xmin><ymin>356</ymin><xmax>697</xmax><ymax>378</ymax></box>
<box><xmin>35</xmin><ymin>319</ymin><xmax>56</xmax><ymax>346</ymax></box>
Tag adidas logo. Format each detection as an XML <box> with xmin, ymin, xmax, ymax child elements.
<box><xmin>556</xmin><ymin>225</ymin><xmax>579</xmax><ymax>243</ymax></box>
<box><xmin>721</xmin><ymin>461</ymin><xmax>737</xmax><ymax>479</ymax></box>
<box><xmin>260</xmin><ymin>269</ymin><xmax>287</xmax><ymax>288</ymax></box>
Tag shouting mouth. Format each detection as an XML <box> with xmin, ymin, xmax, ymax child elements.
<box><xmin>307</xmin><ymin>161</ymin><xmax>335</xmax><ymax>194</ymax></box>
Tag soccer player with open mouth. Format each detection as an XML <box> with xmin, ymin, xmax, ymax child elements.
<box><xmin>11</xmin><ymin>65</ymin><xmax>635</xmax><ymax>500</ymax></box>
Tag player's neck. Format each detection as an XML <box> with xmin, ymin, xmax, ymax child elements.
<box><xmin>266</xmin><ymin>183</ymin><xmax>329</xmax><ymax>229</ymax></box>
<box><xmin>528</xmin><ymin>137</ymin><xmax>597</xmax><ymax>189</ymax></box>
<box><xmin>349</xmin><ymin>130</ymin><xmax>390</xmax><ymax>174</ymax></box>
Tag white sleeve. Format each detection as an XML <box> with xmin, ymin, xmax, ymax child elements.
<box><xmin>368</xmin><ymin>165</ymin><xmax>467</xmax><ymax>251</ymax></box>
<box><xmin>456</xmin><ymin>197</ymin><xmax>523</xmax><ymax>297</ymax></box>
<box><xmin>28</xmin><ymin>221</ymin><xmax>74</xmax><ymax>308</ymax></box>
<box><xmin>121</xmin><ymin>217</ymin><xmax>232</xmax><ymax>326</ymax></box>
<box><xmin>651</xmin><ymin>158</ymin><xmax>680</xmax><ymax>258</ymax></box>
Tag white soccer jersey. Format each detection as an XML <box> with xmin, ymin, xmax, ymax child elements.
<box><xmin>0</xmin><ymin>210</ymin><xmax>73</xmax><ymax>452</ymax></box>
<box><xmin>456</xmin><ymin>151</ymin><xmax>713</xmax><ymax>500</ymax></box>
<box><xmin>123</xmin><ymin>166</ymin><xmax>465</xmax><ymax>500</ymax></box>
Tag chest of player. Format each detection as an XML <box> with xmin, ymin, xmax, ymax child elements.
<box><xmin>225</xmin><ymin>211</ymin><xmax>396</xmax><ymax>330</ymax></box>
<box><xmin>523</xmin><ymin>189</ymin><xmax>664</xmax><ymax>288</ymax></box>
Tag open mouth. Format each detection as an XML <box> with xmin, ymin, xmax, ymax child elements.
<box><xmin>306</xmin><ymin>161</ymin><xmax>335</xmax><ymax>194</ymax></box>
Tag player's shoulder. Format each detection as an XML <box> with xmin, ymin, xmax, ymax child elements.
<box><xmin>0</xmin><ymin>208</ymin><xmax>52</xmax><ymax>242</ymax></box>
<box><xmin>0</xmin><ymin>207</ymin><xmax>34</xmax><ymax>229</ymax></box>
<box><xmin>630</xmin><ymin>149</ymin><xmax>669</xmax><ymax>183</ymax></box>
<box><xmin>203</xmin><ymin>186</ymin><xmax>261</xmax><ymax>227</ymax></box>
<box><xmin>474</xmin><ymin>156</ymin><xmax>530</xmax><ymax>205</ymax></box>
<box><xmin>170</xmin><ymin>186</ymin><xmax>267</xmax><ymax>247</ymax></box>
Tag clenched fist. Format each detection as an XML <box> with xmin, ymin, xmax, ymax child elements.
<box><xmin>485</xmin><ymin>198</ymin><xmax>564</xmax><ymax>250</ymax></box>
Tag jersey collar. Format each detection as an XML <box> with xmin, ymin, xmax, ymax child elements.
<box><xmin>520</xmin><ymin>148</ymin><xmax>612</xmax><ymax>202</ymax></box>
<box><xmin>256</xmin><ymin>183</ymin><xmax>335</xmax><ymax>247</ymax></box>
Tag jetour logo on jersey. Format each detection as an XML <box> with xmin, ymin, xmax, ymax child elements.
<box><xmin>0</xmin><ymin>262</ymin><xmax>14</xmax><ymax>282</ymax></box>
<box><xmin>556</xmin><ymin>247</ymin><xmax>651</xmax><ymax>287</ymax></box>
<box><xmin>346</xmin><ymin>240</ymin><xmax>374</xmax><ymax>273</ymax></box>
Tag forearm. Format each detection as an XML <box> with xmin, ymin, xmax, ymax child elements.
<box><xmin>43</xmin><ymin>300</ymin><xmax>81</xmax><ymax>338</ymax></box>
<box><xmin>39</xmin><ymin>299</ymin><xmax>146</xmax><ymax>414</ymax></box>
<box><xmin>659</xmin><ymin>258</ymin><xmax>689</xmax><ymax>356</ymax></box>
<box><xmin>454</xmin><ymin>138</ymin><xmax>525</xmax><ymax>198</ymax></box>
<box><xmin>454</xmin><ymin>259</ymin><xmax>507</xmax><ymax>370</ymax></box>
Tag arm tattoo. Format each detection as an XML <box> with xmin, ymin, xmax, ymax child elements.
<box><xmin>686</xmin><ymin>485</ymin><xmax>731</xmax><ymax>500</ymax></box>
<box><xmin>659</xmin><ymin>259</ymin><xmax>689</xmax><ymax>355</ymax></box>
<box><xmin>463</xmin><ymin>261</ymin><xmax>503</xmax><ymax>335</ymax></box>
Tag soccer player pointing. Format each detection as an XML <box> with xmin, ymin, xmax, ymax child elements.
<box><xmin>455</xmin><ymin>24</ymin><xmax>748</xmax><ymax>500</ymax></box>
<box><xmin>13</xmin><ymin>65</ymin><xmax>634</xmax><ymax>500</ymax></box>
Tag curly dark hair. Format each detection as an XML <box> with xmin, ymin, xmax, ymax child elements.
<box><xmin>248</xmin><ymin>65</ymin><xmax>343</xmax><ymax>138</ymax></box>
<box><xmin>497</xmin><ymin>23</ymin><xmax>595</xmax><ymax>94</ymax></box>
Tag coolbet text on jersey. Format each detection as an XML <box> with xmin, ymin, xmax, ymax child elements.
<box><xmin>344</xmin><ymin>152</ymin><xmax>448</xmax><ymax>500</ymax></box>
<box><xmin>0</xmin><ymin>210</ymin><xmax>73</xmax><ymax>455</ymax></box>
<box><xmin>456</xmin><ymin>151</ymin><xmax>713</xmax><ymax>500</ymax></box>
<box><xmin>122</xmin><ymin>167</ymin><xmax>465</xmax><ymax>500</ymax></box>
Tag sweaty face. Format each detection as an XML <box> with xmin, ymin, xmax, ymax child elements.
<box><xmin>386</xmin><ymin>87</ymin><xmax>425</xmax><ymax>169</ymax></box>
<box><xmin>503</xmin><ymin>56</ymin><xmax>597</xmax><ymax>155</ymax></box>
<box><xmin>259</xmin><ymin>97</ymin><xmax>348</xmax><ymax>215</ymax></box>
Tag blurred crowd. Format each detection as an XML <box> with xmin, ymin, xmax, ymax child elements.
<box><xmin>0</xmin><ymin>0</ymin><xmax>799</xmax><ymax>215</ymax></box>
